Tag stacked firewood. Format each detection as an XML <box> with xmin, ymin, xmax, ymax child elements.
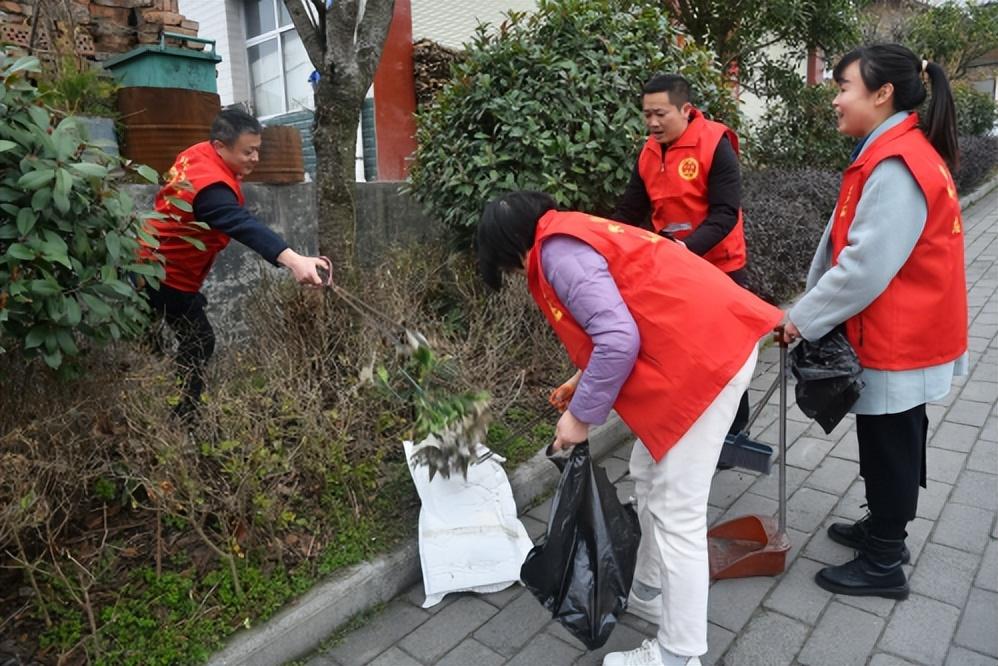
<box><xmin>412</xmin><ymin>37</ymin><xmax>465</xmax><ymax>109</ymax></box>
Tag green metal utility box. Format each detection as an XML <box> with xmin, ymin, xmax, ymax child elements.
<box><xmin>103</xmin><ymin>33</ymin><xmax>222</xmax><ymax>93</ymax></box>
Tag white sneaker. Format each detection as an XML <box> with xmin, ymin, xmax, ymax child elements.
<box><xmin>626</xmin><ymin>590</ymin><xmax>661</xmax><ymax>625</ymax></box>
<box><xmin>603</xmin><ymin>639</ymin><xmax>666</xmax><ymax>666</ymax></box>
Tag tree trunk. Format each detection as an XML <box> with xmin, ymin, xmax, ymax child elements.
<box><xmin>312</xmin><ymin>68</ymin><xmax>365</xmax><ymax>276</ymax></box>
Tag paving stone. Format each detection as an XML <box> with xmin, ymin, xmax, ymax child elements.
<box><xmin>951</xmin><ymin>470</ymin><xmax>998</xmax><ymax>511</ymax></box>
<box><xmin>368</xmin><ymin>647</ymin><xmax>423</xmax><ymax>666</ymax></box>
<box><xmin>948</xmin><ymin>400</ymin><xmax>995</xmax><ymax>428</ymax></box>
<box><xmin>805</xmin><ymin>456</ymin><xmax>859</xmax><ymax>495</ymax></box>
<box><xmin>327</xmin><ymin>601</ymin><xmax>431</xmax><ymax>665</ymax></box>
<box><xmin>722</xmin><ymin>610</ymin><xmax>810</xmax><ymax>666</ymax></box>
<box><xmin>929</xmin><ymin>403</ymin><xmax>950</xmax><ymax>431</ymax></box>
<box><xmin>961</xmin><ymin>380</ymin><xmax>998</xmax><ymax>403</ymax></box>
<box><xmin>707</xmin><ymin>575</ymin><xmax>776</xmax><ymax>632</ymax></box>
<box><xmin>909</xmin><ymin>543</ymin><xmax>981</xmax><ymax>607</ymax></box>
<box><xmin>837</xmin><ymin>590</ymin><xmax>898</xmax><ymax>618</ymax></box>
<box><xmin>834</xmin><ymin>480</ymin><xmax>870</xmax><ymax>522</ymax></box>
<box><xmin>932</xmin><ymin>421</ymin><xmax>985</xmax><ymax>453</ymax></box>
<box><xmin>946</xmin><ymin>647</ymin><xmax>998</xmax><ymax>666</ymax></box>
<box><xmin>869</xmin><ymin>654</ymin><xmax>921</xmax><ymax>666</ymax></box>
<box><xmin>933</xmin><ymin>503</ymin><xmax>995</xmax><ymax>554</ymax></box>
<box><xmin>976</xmin><ymin>539</ymin><xmax>998</xmax><ymax>592</ymax></box>
<box><xmin>526</xmin><ymin>496</ymin><xmax>554</xmax><ymax>523</ymax></box>
<box><xmin>703</xmin><ymin>622</ymin><xmax>736</xmax><ymax>666</ymax></box>
<box><xmin>601</xmin><ymin>456</ymin><xmax>630</xmax><ymax>483</ymax></box>
<box><xmin>917</xmin><ymin>480</ymin><xmax>954</xmax><ymax>521</ymax></box>
<box><xmin>763</xmin><ymin>556</ymin><xmax>833</xmax><ymax>625</ymax></box>
<box><xmin>955</xmin><ymin>588</ymin><xmax>998</xmax><ymax>658</ymax></box>
<box><xmin>473</xmin><ymin>585</ymin><xmax>551</xmax><ymax>656</ymax></box>
<box><xmin>807</xmin><ymin>416</ymin><xmax>856</xmax><ymax>442</ymax></box>
<box><xmin>981</xmin><ymin>417</ymin><xmax>997</xmax><ymax>442</ymax></box>
<box><xmin>829</xmin><ymin>429</ymin><xmax>862</xmax><ymax>462</ymax></box>
<box><xmin>799</xmin><ymin>601</ymin><xmax>885</xmax><ymax>666</ymax></box>
<box><xmin>718</xmin><ymin>492</ymin><xmax>779</xmax><ymax>524</ymax></box>
<box><xmin>967</xmin><ymin>439</ymin><xmax>997</xmax><ymax>474</ymax></box>
<box><xmin>785</xmin><ymin>436</ymin><xmax>837</xmax><ymax>470</ymax></box>
<box><xmin>616</xmin><ymin>610</ymin><xmax>657</xmax><ymax>638</ymax></box>
<box><xmin>749</xmin><ymin>464</ymin><xmax>808</xmax><ymax>501</ymax></box>
<box><xmin>304</xmin><ymin>655</ymin><xmax>338</xmax><ymax>666</ymax></box>
<box><xmin>927</xmin><ymin>448</ymin><xmax>970</xmax><ymax>485</ymax></box>
<box><xmin>881</xmin><ymin>594</ymin><xmax>961</xmax><ymax>666</ymax></box>
<box><xmin>572</xmin><ymin>622</ymin><xmax>650</xmax><ymax>666</ymax></box>
<box><xmin>907</xmin><ymin>516</ymin><xmax>934</xmax><ymax>563</ymax></box>
<box><xmin>786</xmin><ymin>487</ymin><xmax>839</xmax><ymax>533</ymax></box>
<box><xmin>708</xmin><ymin>469</ymin><xmax>757</xmax><ymax>509</ymax></box>
<box><xmin>503</xmin><ymin>631</ymin><xmax>582</xmax><ymax>666</ymax></box>
<box><xmin>436</xmin><ymin>639</ymin><xmax>505</xmax><ymax>666</ymax></box>
<box><xmin>397</xmin><ymin>596</ymin><xmax>498</xmax><ymax>663</ymax></box>
<box><xmin>478</xmin><ymin>581</ymin><xmax>525</xmax><ymax>609</ymax></box>
<box><xmin>804</xmin><ymin>517</ymin><xmax>857</xmax><ymax>566</ymax></box>
<box><xmin>758</xmin><ymin>417</ymin><xmax>811</xmax><ymax>447</ymax></box>
<box><xmin>404</xmin><ymin>585</ymin><xmax>456</xmax><ymax>615</ymax></box>
<box><xmin>519</xmin><ymin>514</ymin><xmax>547</xmax><ymax>542</ymax></box>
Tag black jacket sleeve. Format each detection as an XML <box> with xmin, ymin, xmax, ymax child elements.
<box><xmin>192</xmin><ymin>183</ymin><xmax>289</xmax><ymax>266</ymax></box>
<box><xmin>683</xmin><ymin>136</ymin><xmax>741</xmax><ymax>257</ymax></box>
<box><xmin>609</xmin><ymin>159</ymin><xmax>653</xmax><ymax>230</ymax></box>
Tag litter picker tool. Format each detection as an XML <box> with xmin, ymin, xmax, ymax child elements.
<box><xmin>707</xmin><ymin>331</ymin><xmax>792</xmax><ymax>580</ymax></box>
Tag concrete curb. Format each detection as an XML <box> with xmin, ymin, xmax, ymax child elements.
<box><xmin>960</xmin><ymin>173</ymin><xmax>998</xmax><ymax>210</ymax></box>
<box><xmin>207</xmin><ymin>414</ymin><xmax>633</xmax><ymax>666</ymax></box>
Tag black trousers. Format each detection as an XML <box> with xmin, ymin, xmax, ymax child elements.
<box><xmin>856</xmin><ymin>403</ymin><xmax>928</xmax><ymax>538</ymax></box>
<box><xmin>146</xmin><ymin>284</ymin><xmax>216</xmax><ymax>415</ymax></box>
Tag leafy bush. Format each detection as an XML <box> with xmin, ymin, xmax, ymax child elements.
<box><xmin>407</xmin><ymin>0</ymin><xmax>738</xmax><ymax>230</ymax></box>
<box><xmin>37</xmin><ymin>56</ymin><xmax>120</xmax><ymax>118</ymax></box>
<box><xmin>955</xmin><ymin>134</ymin><xmax>998</xmax><ymax>194</ymax></box>
<box><xmin>741</xmin><ymin>168</ymin><xmax>842</xmax><ymax>304</ymax></box>
<box><xmin>747</xmin><ymin>80</ymin><xmax>852</xmax><ymax>171</ymax></box>
<box><xmin>0</xmin><ymin>245</ymin><xmax>569</xmax><ymax>664</ymax></box>
<box><xmin>0</xmin><ymin>53</ymin><xmax>162</xmax><ymax>370</ymax></box>
<box><xmin>953</xmin><ymin>83</ymin><xmax>998</xmax><ymax>137</ymax></box>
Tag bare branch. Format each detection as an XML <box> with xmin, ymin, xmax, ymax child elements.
<box><xmin>284</xmin><ymin>0</ymin><xmax>325</xmax><ymax>69</ymax></box>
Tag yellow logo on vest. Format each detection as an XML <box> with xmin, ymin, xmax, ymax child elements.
<box><xmin>678</xmin><ymin>157</ymin><xmax>700</xmax><ymax>181</ymax></box>
<box><xmin>952</xmin><ymin>217</ymin><xmax>962</xmax><ymax>234</ymax></box>
<box><xmin>607</xmin><ymin>223</ymin><xmax>625</xmax><ymax>234</ymax></box>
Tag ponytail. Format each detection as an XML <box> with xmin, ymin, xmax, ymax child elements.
<box><xmin>921</xmin><ymin>61</ymin><xmax>959</xmax><ymax>171</ymax></box>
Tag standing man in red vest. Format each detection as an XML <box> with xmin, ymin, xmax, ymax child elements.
<box><xmin>141</xmin><ymin>109</ymin><xmax>328</xmax><ymax>419</ymax></box>
<box><xmin>477</xmin><ymin>191</ymin><xmax>782</xmax><ymax>666</ymax></box>
<box><xmin>609</xmin><ymin>73</ymin><xmax>752</xmax><ymax>444</ymax></box>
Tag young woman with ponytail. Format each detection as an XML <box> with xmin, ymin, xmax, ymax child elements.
<box><xmin>782</xmin><ymin>44</ymin><xmax>968</xmax><ymax>599</ymax></box>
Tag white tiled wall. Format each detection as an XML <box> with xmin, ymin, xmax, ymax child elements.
<box><xmin>179</xmin><ymin>0</ymin><xmax>251</xmax><ymax>107</ymax></box>
<box><xmin>411</xmin><ymin>0</ymin><xmax>538</xmax><ymax>49</ymax></box>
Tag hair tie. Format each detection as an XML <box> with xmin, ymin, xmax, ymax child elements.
<box><xmin>921</xmin><ymin>59</ymin><xmax>929</xmax><ymax>74</ymax></box>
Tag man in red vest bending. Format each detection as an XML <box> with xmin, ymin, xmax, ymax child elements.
<box><xmin>141</xmin><ymin>108</ymin><xmax>328</xmax><ymax>419</ymax></box>
<box><xmin>610</xmin><ymin>73</ymin><xmax>751</xmax><ymax>438</ymax></box>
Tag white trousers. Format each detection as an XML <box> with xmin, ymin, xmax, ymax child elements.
<box><xmin>629</xmin><ymin>344</ymin><xmax>759</xmax><ymax>657</ymax></box>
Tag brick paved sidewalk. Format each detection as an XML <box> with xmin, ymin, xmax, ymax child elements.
<box><xmin>305</xmin><ymin>188</ymin><xmax>997</xmax><ymax>666</ymax></box>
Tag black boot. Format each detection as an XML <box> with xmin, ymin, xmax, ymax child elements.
<box><xmin>815</xmin><ymin>535</ymin><xmax>910</xmax><ymax>599</ymax></box>
<box><xmin>828</xmin><ymin>515</ymin><xmax>911</xmax><ymax>564</ymax></box>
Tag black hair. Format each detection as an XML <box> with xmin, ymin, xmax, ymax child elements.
<box><xmin>833</xmin><ymin>44</ymin><xmax>959</xmax><ymax>169</ymax></box>
<box><xmin>642</xmin><ymin>73</ymin><xmax>692</xmax><ymax>107</ymax></box>
<box><xmin>476</xmin><ymin>191</ymin><xmax>558</xmax><ymax>291</ymax></box>
<box><xmin>209</xmin><ymin>108</ymin><xmax>262</xmax><ymax>146</ymax></box>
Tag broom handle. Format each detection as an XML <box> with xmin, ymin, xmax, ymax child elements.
<box><xmin>778</xmin><ymin>338</ymin><xmax>788</xmax><ymax>535</ymax></box>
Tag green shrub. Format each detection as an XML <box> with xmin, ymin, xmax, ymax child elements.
<box><xmin>956</xmin><ymin>134</ymin><xmax>998</xmax><ymax>193</ymax></box>
<box><xmin>953</xmin><ymin>83</ymin><xmax>998</xmax><ymax>137</ymax></box>
<box><xmin>0</xmin><ymin>53</ymin><xmax>163</xmax><ymax>370</ymax></box>
<box><xmin>407</xmin><ymin>0</ymin><xmax>738</xmax><ymax>230</ymax></box>
<box><xmin>37</xmin><ymin>56</ymin><xmax>120</xmax><ymax>118</ymax></box>
<box><xmin>747</xmin><ymin>80</ymin><xmax>852</xmax><ymax>171</ymax></box>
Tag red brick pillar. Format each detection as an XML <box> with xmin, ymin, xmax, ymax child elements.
<box><xmin>372</xmin><ymin>0</ymin><xmax>418</xmax><ymax>180</ymax></box>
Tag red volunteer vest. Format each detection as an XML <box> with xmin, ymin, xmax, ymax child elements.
<box><xmin>830</xmin><ymin>114</ymin><xmax>967</xmax><ymax>370</ymax></box>
<box><xmin>142</xmin><ymin>141</ymin><xmax>245</xmax><ymax>292</ymax></box>
<box><xmin>526</xmin><ymin>211</ymin><xmax>782</xmax><ymax>461</ymax></box>
<box><xmin>637</xmin><ymin>108</ymin><xmax>747</xmax><ymax>273</ymax></box>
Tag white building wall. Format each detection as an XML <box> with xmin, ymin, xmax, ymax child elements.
<box><xmin>179</xmin><ymin>0</ymin><xmax>251</xmax><ymax>108</ymax></box>
<box><xmin>411</xmin><ymin>0</ymin><xmax>537</xmax><ymax>49</ymax></box>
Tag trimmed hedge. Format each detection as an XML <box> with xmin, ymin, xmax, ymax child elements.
<box><xmin>955</xmin><ymin>134</ymin><xmax>998</xmax><ymax>194</ymax></box>
<box><xmin>741</xmin><ymin>168</ymin><xmax>841</xmax><ymax>305</ymax></box>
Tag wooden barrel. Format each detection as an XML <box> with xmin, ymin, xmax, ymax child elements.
<box><xmin>245</xmin><ymin>125</ymin><xmax>305</xmax><ymax>184</ymax></box>
<box><xmin>117</xmin><ymin>87</ymin><xmax>220</xmax><ymax>178</ymax></box>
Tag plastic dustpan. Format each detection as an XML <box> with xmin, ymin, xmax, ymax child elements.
<box><xmin>708</xmin><ymin>335</ymin><xmax>792</xmax><ymax>580</ymax></box>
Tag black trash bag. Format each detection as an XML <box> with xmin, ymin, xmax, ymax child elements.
<box><xmin>520</xmin><ymin>442</ymin><xmax>641</xmax><ymax>650</ymax></box>
<box><xmin>790</xmin><ymin>328</ymin><xmax>866</xmax><ymax>434</ymax></box>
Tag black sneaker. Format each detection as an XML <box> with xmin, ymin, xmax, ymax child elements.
<box><xmin>827</xmin><ymin>515</ymin><xmax>911</xmax><ymax>564</ymax></box>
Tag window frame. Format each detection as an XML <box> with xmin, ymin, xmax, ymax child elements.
<box><xmin>245</xmin><ymin>0</ymin><xmax>312</xmax><ymax>120</ymax></box>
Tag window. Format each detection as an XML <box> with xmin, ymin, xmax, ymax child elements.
<box><xmin>245</xmin><ymin>0</ymin><xmax>314</xmax><ymax>118</ymax></box>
